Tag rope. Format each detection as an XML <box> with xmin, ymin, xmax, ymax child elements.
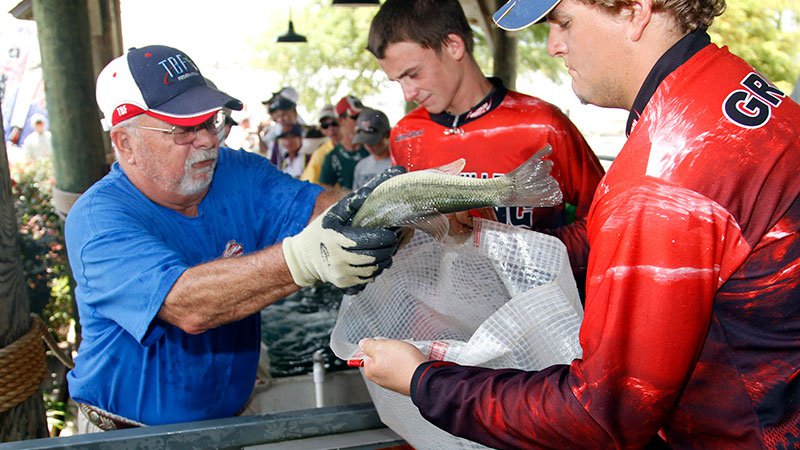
<box><xmin>0</xmin><ymin>314</ymin><xmax>75</xmax><ymax>414</ymax></box>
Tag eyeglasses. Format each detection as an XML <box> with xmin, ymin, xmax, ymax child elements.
<box><xmin>320</xmin><ymin>120</ymin><xmax>339</xmax><ymax>129</ymax></box>
<box><xmin>134</xmin><ymin>110</ymin><xmax>226</xmax><ymax>145</ymax></box>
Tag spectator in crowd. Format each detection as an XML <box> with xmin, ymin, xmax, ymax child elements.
<box><xmin>66</xmin><ymin>45</ymin><xmax>403</xmax><ymax>432</ymax></box>
<box><xmin>277</xmin><ymin>124</ymin><xmax>308</xmax><ymax>178</ymax></box>
<box><xmin>352</xmin><ymin>108</ymin><xmax>392</xmax><ymax>190</ymax></box>
<box><xmin>22</xmin><ymin>112</ymin><xmax>52</xmax><ymax>160</ymax></box>
<box><xmin>318</xmin><ymin>95</ymin><xmax>369</xmax><ymax>190</ymax></box>
<box><xmin>260</xmin><ymin>87</ymin><xmax>304</xmax><ymax>166</ymax></box>
<box><xmin>224</xmin><ymin>111</ymin><xmax>260</xmax><ymax>152</ymax></box>
<box><xmin>366</xmin><ymin>0</ymin><xmax>604</xmax><ymax>287</ymax></box>
<box><xmin>360</xmin><ymin>0</ymin><xmax>800</xmax><ymax>448</ymax></box>
<box><xmin>301</xmin><ymin>104</ymin><xmax>340</xmax><ymax>184</ymax></box>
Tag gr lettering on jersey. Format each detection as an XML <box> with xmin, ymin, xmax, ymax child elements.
<box><xmin>723</xmin><ymin>72</ymin><xmax>785</xmax><ymax>129</ymax></box>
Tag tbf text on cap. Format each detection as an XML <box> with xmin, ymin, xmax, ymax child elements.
<box><xmin>96</xmin><ymin>45</ymin><xmax>242</xmax><ymax>130</ymax></box>
<box><xmin>493</xmin><ymin>0</ymin><xmax>561</xmax><ymax>30</ymax></box>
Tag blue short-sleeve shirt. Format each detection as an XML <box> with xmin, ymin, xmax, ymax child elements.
<box><xmin>65</xmin><ymin>147</ymin><xmax>323</xmax><ymax>425</ymax></box>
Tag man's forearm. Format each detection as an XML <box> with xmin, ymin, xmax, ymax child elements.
<box><xmin>158</xmin><ymin>189</ymin><xmax>344</xmax><ymax>334</ymax></box>
<box><xmin>158</xmin><ymin>242</ymin><xmax>299</xmax><ymax>334</ymax></box>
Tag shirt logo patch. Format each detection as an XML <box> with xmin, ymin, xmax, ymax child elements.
<box><xmin>222</xmin><ymin>240</ymin><xmax>244</xmax><ymax>258</ymax></box>
<box><xmin>394</xmin><ymin>130</ymin><xmax>424</xmax><ymax>143</ymax></box>
<box><xmin>466</xmin><ymin>99</ymin><xmax>492</xmax><ymax>120</ymax></box>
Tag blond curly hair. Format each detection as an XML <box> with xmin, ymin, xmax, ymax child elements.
<box><xmin>586</xmin><ymin>0</ymin><xmax>726</xmax><ymax>34</ymax></box>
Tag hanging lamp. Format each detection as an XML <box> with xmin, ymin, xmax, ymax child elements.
<box><xmin>277</xmin><ymin>9</ymin><xmax>307</xmax><ymax>43</ymax></box>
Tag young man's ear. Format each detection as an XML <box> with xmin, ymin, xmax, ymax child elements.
<box><xmin>625</xmin><ymin>0</ymin><xmax>653</xmax><ymax>42</ymax></box>
<box><xmin>444</xmin><ymin>33</ymin><xmax>467</xmax><ymax>61</ymax></box>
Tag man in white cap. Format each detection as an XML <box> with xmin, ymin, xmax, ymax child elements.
<box><xmin>66</xmin><ymin>45</ymin><xmax>403</xmax><ymax>431</ymax></box>
<box><xmin>359</xmin><ymin>0</ymin><xmax>800</xmax><ymax>448</ymax></box>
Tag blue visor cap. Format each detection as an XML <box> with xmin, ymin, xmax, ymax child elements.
<box><xmin>493</xmin><ymin>0</ymin><xmax>561</xmax><ymax>30</ymax></box>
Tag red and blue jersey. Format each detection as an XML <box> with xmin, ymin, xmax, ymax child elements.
<box><xmin>390</xmin><ymin>78</ymin><xmax>604</xmax><ymax>280</ymax></box>
<box><xmin>410</xmin><ymin>31</ymin><xmax>800</xmax><ymax>449</ymax></box>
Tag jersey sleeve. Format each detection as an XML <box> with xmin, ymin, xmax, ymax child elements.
<box><xmin>410</xmin><ymin>179</ymin><xmax>748</xmax><ymax>448</ymax></box>
<box><xmin>388</xmin><ymin>127</ymin><xmax>408</xmax><ymax>168</ymax></box>
<box><xmin>545</xmin><ymin>107</ymin><xmax>605</xmax><ymax>277</ymax></box>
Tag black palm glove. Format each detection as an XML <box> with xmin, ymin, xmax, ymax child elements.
<box><xmin>283</xmin><ymin>166</ymin><xmax>407</xmax><ymax>290</ymax></box>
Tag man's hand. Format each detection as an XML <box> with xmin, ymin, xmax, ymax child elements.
<box><xmin>360</xmin><ymin>338</ymin><xmax>427</xmax><ymax>396</ymax></box>
<box><xmin>282</xmin><ymin>166</ymin><xmax>406</xmax><ymax>289</ymax></box>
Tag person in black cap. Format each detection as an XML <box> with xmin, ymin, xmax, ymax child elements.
<box><xmin>351</xmin><ymin>108</ymin><xmax>392</xmax><ymax>190</ymax></box>
<box><xmin>360</xmin><ymin>0</ymin><xmax>800</xmax><ymax>448</ymax></box>
<box><xmin>259</xmin><ymin>86</ymin><xmax>305</xmax><ymax>167</ymax></box>
<box><xmin>65</xmin><ymin>45</ymin><xmax>404</xmax><ymax>431</ymax></box>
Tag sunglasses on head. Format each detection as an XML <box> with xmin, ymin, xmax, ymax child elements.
<box><xmin>320</xmin><ymin>120</ymin><xmax>339</xmax><ymax>129</ymax></box>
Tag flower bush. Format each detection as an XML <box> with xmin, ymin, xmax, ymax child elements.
<box><xmin>10</xmin><ymin>158</ymin><xmax>75</xmax><ymax>435</ymax></box>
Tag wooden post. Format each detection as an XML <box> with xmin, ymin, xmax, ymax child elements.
<box><xmin>32</xmin><ymin>0</ymin><xmax>108</xmax><ymax>200</ymax></box>
<box><xmin>0</xmin><ymin>108</ymin><xmax>48</xmax><ymax>442</ymax></box>
<box><xmin>33</xmin><ymin>0</ymin><xmax>112</xmax><ymax>346</ymax></box>
<box><xmin>491</xmin><ymin>0</ymin><xmax>518</xmax><ymax>90</ymax></box>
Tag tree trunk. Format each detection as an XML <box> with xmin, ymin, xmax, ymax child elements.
<box><xmin>492</xmin><ymin>0</ymin><xmax>518</xmax><ymax>90</ymax></box>
<box><xmin>33</xmin><ymin>0</ymin><xmax>108</xmax><ymax>196</ymax></box>
<box><xmin>0</xmin><ymin>107</ymin><xmax>48</xmax><ymax>442</ymax></box>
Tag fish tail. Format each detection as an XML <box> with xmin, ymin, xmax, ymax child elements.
<box><xmin>502</xmin><ymin>145</ymin><xmax>563</xmax><ymax>207</ymax></box>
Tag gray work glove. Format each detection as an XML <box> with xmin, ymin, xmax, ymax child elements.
<box><xmin>283</xmin><ymin>166</ymin><xmax>407</xmax><ymax>291</ymax></box>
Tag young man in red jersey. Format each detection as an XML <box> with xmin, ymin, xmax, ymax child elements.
<box><xmin>361</xmin><ymin>0</ymin><xmax>800</xmax><ymax>448</ymax></box>
<box><xmin>367</xmin><ymin>0</ymin><xmax>605</xmax><ymax>287</ymax></box>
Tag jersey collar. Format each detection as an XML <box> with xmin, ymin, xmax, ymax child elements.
<box><xmin>429</xmin><ymin>77</ymin><xmax>507</xmax><ymax>130</ymax></box>
<box><xmin>626</xmin><ymin>29</ymin><xmax>711</xmax><ymax>136</ymax></box>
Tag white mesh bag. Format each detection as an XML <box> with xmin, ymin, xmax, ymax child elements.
<box><xmin>330</xmin><ymin>219</ymin><xmax>584</xmax><ymax>449</ymax></box>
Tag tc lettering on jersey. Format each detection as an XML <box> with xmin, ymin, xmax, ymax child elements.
<box><xmin>723</xmin><ymin>72</ymin><xmax>785</xmax><ymax>129</ymax></box>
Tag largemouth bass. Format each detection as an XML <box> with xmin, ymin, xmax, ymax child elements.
<box><xmin>352</xmin><ymin>146</ymin><xmax>563</xmax><ymax>239</ymax></box>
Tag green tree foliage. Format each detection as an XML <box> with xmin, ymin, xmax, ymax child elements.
<box><xmin>469</xmin><ymin>21</ymin><xmax>563</xmax><ymax>81</ymax></box>
<box><xmin>709</xmin><ymin>0</ymin><xmax>800</xmax><ymax>94</ymax></box>
<box><xmin>254</xmin><ymin>1</ymin><xmax>390</xmax><ymax>113</ymax></box>
<box><xmin>254</xmin><ymin>0</ymin><xmax>799</xmax><ymax>112</ymax></box>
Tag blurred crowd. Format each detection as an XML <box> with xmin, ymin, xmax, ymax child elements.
<box><xmin>221</xmin><ymin>86</ymin><xmax>392</xmax><ymax>191</ymax></box>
